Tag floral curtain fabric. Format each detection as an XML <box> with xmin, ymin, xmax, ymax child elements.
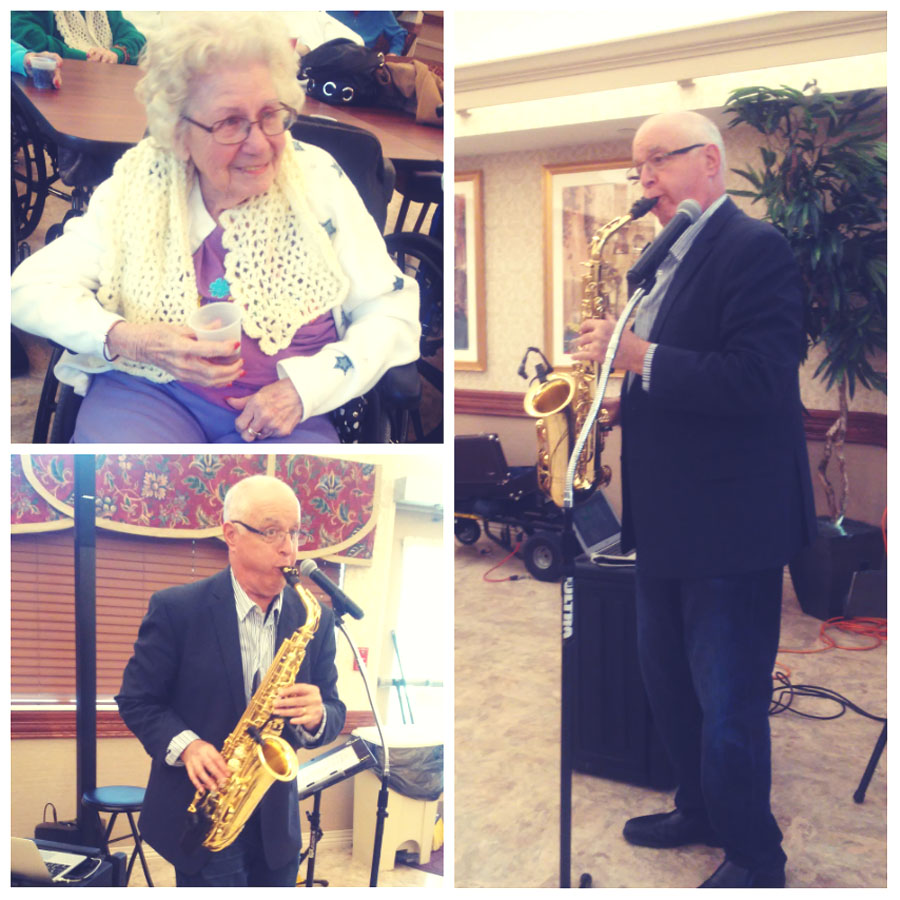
<box><xmin>11</xmin><ymin>454</ymin><xmax>378</xmax><ymax>562</ymax></box>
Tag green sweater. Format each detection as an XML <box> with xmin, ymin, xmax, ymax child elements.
<box><xmin>10</xmin><ymin>11</ymin><xmax>145</xmax><ymax>65</ymax></box>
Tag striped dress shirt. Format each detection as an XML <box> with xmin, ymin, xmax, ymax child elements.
<box><xmin>165</xmin><ymin>573</ymin><xmax>325</xmax><ymax>767</ymax></box>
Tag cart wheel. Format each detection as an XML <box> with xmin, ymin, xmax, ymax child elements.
<box><xmin>522</xmin><ymin>532</ymin><xmax>563</xmax><ymax>581</ymax></box>
<box><xmin>454</xmin><ymin>518</ymin><xmax>481</xmax><ymax>545</ymax></box>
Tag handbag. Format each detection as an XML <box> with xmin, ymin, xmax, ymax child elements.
<box><xmin>34</xmin><ymin>802</ymin><xmax>80</xmax><ymax>842</ymax></box>
<box><xmin>299</xmin><ymin>38</ymin><xmax>388</xmax><ymax>107</ymax></box>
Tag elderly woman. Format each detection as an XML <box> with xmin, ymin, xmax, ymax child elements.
<box><xmin>11</xmin><ymin>13</ymin><xmax>419</xmax><ymax>443</ymax></box>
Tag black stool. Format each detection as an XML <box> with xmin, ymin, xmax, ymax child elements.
<box><xmin>82</xmin><ymin>785</ymin><xmax>154</xmax><ymax>886</ymax></box>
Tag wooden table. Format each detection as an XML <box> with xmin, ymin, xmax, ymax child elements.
<box><xmin>12</xmin><ymin>59</ymin><xmax>443</xmax><ymax>168</ymax></box>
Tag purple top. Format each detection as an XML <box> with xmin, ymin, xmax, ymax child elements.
<box><xmin>180</xmin><ymin>224</ymin><xmax>339</xmax><ymax>409</ymax></box>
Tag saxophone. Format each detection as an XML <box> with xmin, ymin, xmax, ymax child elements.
<box><xmin>183</xmin><ymin>566</ymin><xmax>321</xmax><ymax>853</ymax></box>
<box><xmin>524</xmin><ymin>196</ymin><xmax>657</xmax><ymax>506</ymax></box>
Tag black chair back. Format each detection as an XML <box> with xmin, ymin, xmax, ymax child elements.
<box><xmin>290</xmin><ymin>115</ymin><xmax>394</xmax><ymax>233</ymax></box>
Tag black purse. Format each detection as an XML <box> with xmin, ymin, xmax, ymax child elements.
<box><xmin>34</xmin><ymin>802</ymin><xmax>80</xmax><ymax>843</ymax></box>
<box><xmin>299</xmin><ymin>38</ymin><xmax>388</xmax><ymax>106</ymax></box>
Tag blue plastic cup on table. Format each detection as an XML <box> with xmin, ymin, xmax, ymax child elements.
<box><xmin>31</xmin><ymin>56</ymin><xmax>58</xmax><ymax>90</ymax></box>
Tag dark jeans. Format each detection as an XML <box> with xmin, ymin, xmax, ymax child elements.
<box><xmin>635</xmin><ymin>566</ymin><xmax>786</xmax><ymax>872</ymax></box>
<box><xmin>174</xmin><ymin>811</ymin><xmax>300</xmax><ymax>887</ymax></box>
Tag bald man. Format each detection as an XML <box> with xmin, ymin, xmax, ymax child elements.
<box><xmin>574</xmin><ymin>112</ymin><xmax>815</xmax><ymax>887</ymax></box>
<box><xmin>117</xmin><ymin>475</ymin><xmax>345</xmax><ymax>886</ymax></box>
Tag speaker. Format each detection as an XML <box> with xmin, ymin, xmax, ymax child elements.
<box><xmin>571</xmin><ymin>557</ymin><xmax>676</xmax><ymax>790</ymax></box>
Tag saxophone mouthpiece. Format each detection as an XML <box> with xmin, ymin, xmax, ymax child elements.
<box><xmin>281</xmin><ymin>566</ymin><xmax>301</xmax><ymax>587</ymax></box>
<box><xmin>629</xmin><ymin>196</ymin><xmax>659</xmax><ymax>220</ymax></box>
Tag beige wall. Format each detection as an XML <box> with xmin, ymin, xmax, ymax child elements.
<box><xmin>11</xmin><ymin>737</ymin><xmax>353</xmax><ymax>843</ymax></box>
<box><xmin>456</xmin><ymin>125</ymin><xmax>886</xmax><ymax>411</ymax></box>
<box><xmin>457</xmin><ymin>411</ymin><xmax>885</xmax><ymax>527</ymax></box>
<box><xmin>456</xmin><ymin>111</ymin><xmax>886</xmax><ymax>527</ymax></box>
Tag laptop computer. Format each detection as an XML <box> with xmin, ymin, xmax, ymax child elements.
<box><xmin>10</xmin><ymin>837</ymin><xmax>100</xmax><ymax>884</ymax></box>
<box><xmin>571</xmin><ymin>489</ymin><xmax>636</xmax><ymax>565</ymax></box>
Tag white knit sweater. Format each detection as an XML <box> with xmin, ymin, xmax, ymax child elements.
<box><xmin>11</xmin><ymin>138</ymin><xmax>420</xmax><ymax>422</ymax></box>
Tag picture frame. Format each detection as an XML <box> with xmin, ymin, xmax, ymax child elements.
<box><xmin>542</xmin><ymin>161</ymin><xmax>659</xmax><ymax>368</ymax></box>
<box><xmin>454</xmin><ymin>170</ymin><xmax>487</xmax><ymax>371</ymax></box>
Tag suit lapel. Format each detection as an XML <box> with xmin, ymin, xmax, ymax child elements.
<box><xmin>649</xmin><ymin>197</ymin><xmax>738</xmax><ymax>342</ymax></box>
<box><xmin>208</xmin><ymin>567</ymin><xmax>246</xmax><ymax>720</ymax></box>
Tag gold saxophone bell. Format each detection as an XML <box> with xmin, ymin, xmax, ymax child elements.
<box><xmin>523</xmin><ymin>197</ymin><xmax>657</xmax><ymax>507</ymax></box>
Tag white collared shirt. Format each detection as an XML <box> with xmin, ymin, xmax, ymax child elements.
<box><xmin>634</xmin><ymin>194</ymin><xmax>729</xmax><ymax>391</ymax></box>
<box><xmin>164</xmin><ymin>574</ymin><xmax>325</xmax><ymax>766</ymax></box>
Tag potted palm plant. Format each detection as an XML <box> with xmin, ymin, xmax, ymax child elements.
<box><xmin>723</xmin><ymin>82</ymin><xmax>886</xmax><ymax>618</ymax></box>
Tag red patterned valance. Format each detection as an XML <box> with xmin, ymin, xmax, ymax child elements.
<box><xmin>11</xmin><ymin>454</ymin><xmax>378</xmax><ymax>563</ymax></box>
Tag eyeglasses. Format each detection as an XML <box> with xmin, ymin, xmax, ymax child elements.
<box><xmin>626</xmin><ymin>143</ymin><xmax>705</xmax><ymax>183</ymax></box>
<box><xmin>182</xmin><ymin>104</ymin><xmax>297</xmax><ymax>145</ymax></box>
<box><xmin>232</xmin><ymin>520</ymin><xmax>305</xmax><ymax>544</ymax></box>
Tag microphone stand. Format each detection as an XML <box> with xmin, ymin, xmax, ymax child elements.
<box><xmin>330</xmin><ymin>602</ymin><xmax>391</xmax><ymax>888</ymax></box>
<box><xmin>558</xmin><ymin>279</ymin><xmax>653</xmax><ymax>889</ymax></box>
<box><xmin>301</xmin><ymin>790</ymin><xmax>327</xmax><ymax>886</ymax></box>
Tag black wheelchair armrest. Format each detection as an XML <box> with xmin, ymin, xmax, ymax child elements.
<box><xmin>376</xmin><ymin>361</ymin><xmax>421</xmax><ymax>410</ymax></box>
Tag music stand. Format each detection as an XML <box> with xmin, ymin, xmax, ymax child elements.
<box><xmin>296</xmin><ymin>737</ymin><xmax>376</xmax><ymax>887</ymax></box>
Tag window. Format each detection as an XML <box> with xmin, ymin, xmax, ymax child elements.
<box><xmin>386</xmin><ymin>536</ymin><xmax>445</xmax><ymax>728</ymax></box>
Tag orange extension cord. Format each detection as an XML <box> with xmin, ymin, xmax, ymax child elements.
<box><xmin>482</xmin><ymin>541</ymin><xmax>525</xmax><ymax>582</ymax></box>
<box><xmin>775</xmin><ymin>506</ymin><xmax>887</xmax><ymax>679</ymax></box>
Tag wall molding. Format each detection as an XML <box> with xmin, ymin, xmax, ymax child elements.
<box><xmin>456</xmin><ymin>11</ymin><xmax>886</xmax><ymax>111</ymax></box>
<box><xmin>11</xmin><ymin>708</ymin><xmax>376</xmax><ymax>740</ymax></box>
<box><xmin>455</xmin><ymin>389</ymin><xmax>886</xmax><ymax>447</ymax></box>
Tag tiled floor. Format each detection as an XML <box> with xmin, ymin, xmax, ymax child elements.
<box><xmin>454</xmin><ymin>539</ymin><xmax>887</xmax><ymax>888</ymax></box>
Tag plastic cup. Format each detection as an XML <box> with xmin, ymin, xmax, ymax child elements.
<box><xmin>189</xmin><ymin>301</ymin><xmax>242</xmax><ymax>363</ymax></box>
<box><xmin>31</xmin><ymin>56</ymin><xmax>58</xmax><ymax>90</ymax></box>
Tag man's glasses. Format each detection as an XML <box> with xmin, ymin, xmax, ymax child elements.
<box><xmin>232</xmin><ymin>520</ymin><xmax>304</xmax><ymax>544</ymax></box>
<box><xmin>626</xmin><ymin>143</ymin><xmax>706</xmax><ymax>183</ymax></box>
<box><xmin>182</xmin><ymin>104</ymin><xmax>297</xmax><ymax>145</ymax></box>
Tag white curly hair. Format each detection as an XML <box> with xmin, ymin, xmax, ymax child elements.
<box><xmin>136</xmin><ymin>12</ymin><xmax>305</xmax><ymax>154</ymax></box>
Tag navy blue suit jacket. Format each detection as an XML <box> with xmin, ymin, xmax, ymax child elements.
<box><xmin>116</xmin><ymin>568</ymin><xmax>346</xmax><ymax>873</ymax></box>
<box><xmin>620</xmin><ymin>198</ymin><xmax>816</xmax><ymax>577</ymax></box>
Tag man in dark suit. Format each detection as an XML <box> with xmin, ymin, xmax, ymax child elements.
<box><xmin>116</xmin><ymin>474</ymin><xmax>346</xmax><ymax>886</ymax></box>
<box><xmin>574</xmin><ymin>111</ymin><xmax>816</xmax><ymax>888</ymax></box>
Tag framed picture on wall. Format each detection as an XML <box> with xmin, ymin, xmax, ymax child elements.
<box><xmin>454</xmin><ymin>170</ymin><xmax>487</xmax><ymax>371</ymax></box>
<box><xmin>542</xmin><ymin>161</ymin><xmax>660</xmax><ymax>367</ymax></box>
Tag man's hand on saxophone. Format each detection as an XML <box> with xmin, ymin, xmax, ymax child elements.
<box><xmin>273</xmin><ymin>681</ymin><xmax>324</xmax><ymax>731</ymax></box>
<box><xmin>572</xmin><ymin>318</ymin><xmax>651</xmax><ymax>379</ymax></box>
<box><xmin>181</xmin><ymin>739</ymin><xmax>231</xmax><ymax>793</ymax></box>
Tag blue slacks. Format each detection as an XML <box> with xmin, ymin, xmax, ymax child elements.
<box><xmin>174</xmin><ymin>811</ymin><xmax>300</xmax><ymax>887</ymax></box>
<box><xmin>634</xmin><ymin>566</ymin><xmax>787</xmax><ymax>871</ymax></box>
<box><xmin>72</xmin><ymin>370</ymin><xmax>338</xmax><ymax>443</ymax></box>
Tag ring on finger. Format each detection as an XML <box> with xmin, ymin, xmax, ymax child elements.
<box><xmin>247</xmin><ymin>426</ymin><xmax>260</xmax><ymax>438</ymax></box>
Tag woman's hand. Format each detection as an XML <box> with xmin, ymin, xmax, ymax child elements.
<box><xmin>24</xmin><ymin>52</ymin><xmax>63</xmax><ymax>87</ymax></box>
<box><xmin>85</xmin><ymin>47</ymin><xmax>118</xmax><ymax>64</ymax></box>
<box><xmin>226</xmin><ymin>379</ymin><xmax>304</xmax><ymax>442</ymax></box>
<box><xmin>106</xmin><ymin>321</ymin><xmax>243</xmax><ymax>387</ymax></box>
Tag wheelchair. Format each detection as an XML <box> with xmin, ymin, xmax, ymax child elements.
<box><xmin>28</xmin><ymin>115</ymin><xmax>433</xmax><ymax>444</ymax></box>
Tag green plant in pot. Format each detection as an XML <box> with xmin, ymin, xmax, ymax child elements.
<box><xmin>723</xmin><ymin>82</ymin><xmax>886</xmax><ymax>619</ymax></box>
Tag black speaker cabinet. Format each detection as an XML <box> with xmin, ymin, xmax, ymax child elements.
<box><xmin>572</xmin><ymin>557</ymin><xmax>676</xmax><ymax>790</ymax></box>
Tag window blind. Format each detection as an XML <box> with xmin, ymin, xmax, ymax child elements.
<box><xmin>12</xmin><ymin>529</ymin><xmax>228</xmax><ymax>703</ymax></box>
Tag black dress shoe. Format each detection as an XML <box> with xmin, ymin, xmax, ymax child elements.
<box><xmin>623</xmin><ymin>809</ymin><xmax>722</xmax><ymax>848</ymax></box>
<box><xmin>699</xmin><ymin>860</ymin><xmax>786</xmax><ymax>888</ymax></box>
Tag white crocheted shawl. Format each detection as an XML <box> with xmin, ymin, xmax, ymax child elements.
<box><xmin>54</xmin><ymin>12</ymin><xmax>113</xmax><ymax>51</ymax></box>
<box><xmin>95</xmin><ymin>138</ymin><xmax>349</xmax><ymax>383</ymax></box>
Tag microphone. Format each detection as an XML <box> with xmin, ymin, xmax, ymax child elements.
<box><xmin>627</xmin><ymin>199</ymin><xmax>702</xmax><ymax>288</ymax></box>
<box><xmin>299</xmin><ymin>558</ymin><xmax>364</xmax><ymax>620</ymax></box>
